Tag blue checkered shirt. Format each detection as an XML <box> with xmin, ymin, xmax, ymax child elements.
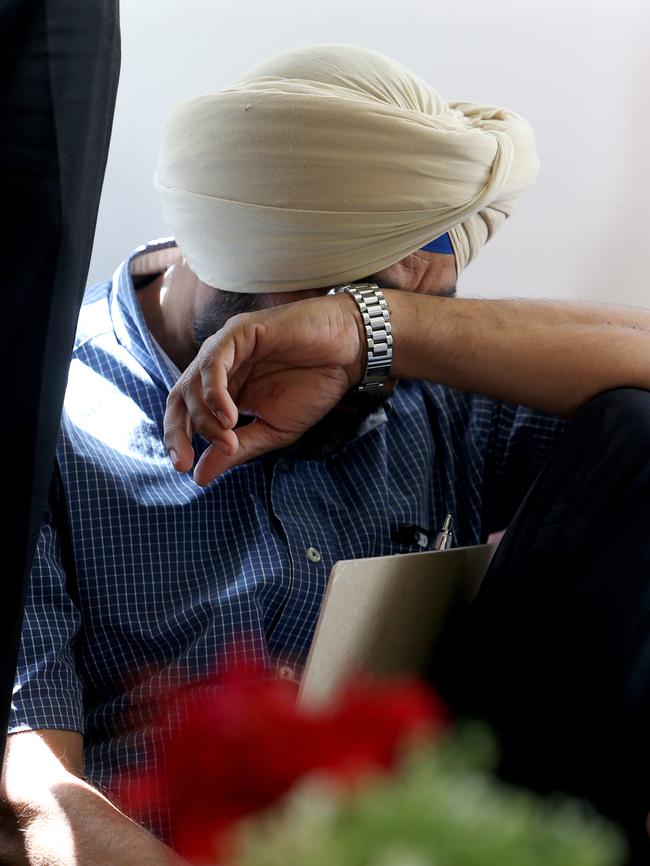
<box><xmin>10</xmin><ymin>239</ymin><xmax>567</xmax><ymax>813</ymax></box>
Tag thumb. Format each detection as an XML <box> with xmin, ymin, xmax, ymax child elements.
<box><xmin>193</xmin><ymin>418</ymin><xmax>296</xmax><ymax>486</ymax></box>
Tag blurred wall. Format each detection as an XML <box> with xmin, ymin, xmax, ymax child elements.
<box><xmin>88</xmin><ymin>0</ymin><xmax>650</xmax><ymax>306</ymax></box>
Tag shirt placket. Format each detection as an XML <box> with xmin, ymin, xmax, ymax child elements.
<box><xmin>268</xmin><ymin>457</ymin><xmax>332</xmax><ymax>683</ymax></box>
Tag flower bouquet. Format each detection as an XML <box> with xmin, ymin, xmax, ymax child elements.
<box><xmin>122</xmin><ymin>673</ymin><xmax>625</xmax><ymax>866</ymax></box>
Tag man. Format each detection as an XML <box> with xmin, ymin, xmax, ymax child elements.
<box><xmin>3</xmin><ymin>45</ymin><xmax>649</xmax><ymax>865</ymax></box>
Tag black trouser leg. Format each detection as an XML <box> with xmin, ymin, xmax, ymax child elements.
<box><xmin>0</xmin><ymin>0</ymin><xmax>120</xmax><ymax>766</ymax></box>
<box><xmin>440</xmin><ymin>388</ymin><xmax>650</xmax><ymax>863</ymax></box>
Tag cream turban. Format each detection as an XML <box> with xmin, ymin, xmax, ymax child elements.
<box><xmin>155</xmin><ymin>44</ymin><xmax>539</xmax><ymax>293</ymax></box>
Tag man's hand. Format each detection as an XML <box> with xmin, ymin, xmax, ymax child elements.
<box><xmin>164</xmin><ymin>292</ymin><xmax>365</xmax><ymax>486</ymax></box>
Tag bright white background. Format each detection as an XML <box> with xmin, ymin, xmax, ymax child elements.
<box><xmin>89</xmin><ymin>0</ymin><xmax>650</xmax><ymax>307</ymax></box>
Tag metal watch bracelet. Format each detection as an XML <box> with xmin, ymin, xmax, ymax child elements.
<box><xmin>334</xmin><ymin>283</ymin><xmax>393</xmax><ymax>392</ymax></box>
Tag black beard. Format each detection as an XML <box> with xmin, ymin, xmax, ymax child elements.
<box><xmin>236</xmin><ymin>388</ymin><xmax>391</xmax><ymax>460</ymax></box>
<box><xmin>191</xmin><ymin>291</ymin><xmax>258</xmax><ymax>350</ymax></box>
<box><xmin>278</xmin><ymin>387</ymin><xmax>392</xmax><ymax>459</ymax></box>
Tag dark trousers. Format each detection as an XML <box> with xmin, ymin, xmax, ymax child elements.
<box><xmin>438</xmin><ymin>388</ymin><xmax>650</xmax><ymax>863</ymax></box>
<box><xmin>0</xmin><ymin>0</ymin><xmax>119</xmax><ymax>766</ymax></box>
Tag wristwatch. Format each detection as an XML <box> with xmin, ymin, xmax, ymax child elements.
<box><xmin>332</xmin><ymin>282</ymin><xmax>393</xmax><ymax>392</ymax></box>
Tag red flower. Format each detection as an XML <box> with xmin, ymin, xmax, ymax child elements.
<box><xmin>119</xmin><ymin>670</ymin><xmax>447</xmax><ymax>862</ymax></box>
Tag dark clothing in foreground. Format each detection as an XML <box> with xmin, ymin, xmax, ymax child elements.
<box><xmin>439</xmin><ymin>388</ymin><xmax>650</xmax><ymax>865</ymax></box>
<box><xmin>0</xmin><ymin>0</ymin><xmax>120</xmax><ymax>764</ymax></box>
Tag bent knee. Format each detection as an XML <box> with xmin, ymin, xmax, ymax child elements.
<box><xmin>574</xmin><ymin>388</ymin><xmax>650</xmax><ymax>444</ymax></box>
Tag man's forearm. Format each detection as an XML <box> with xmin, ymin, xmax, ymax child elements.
<box><xmin>162</xmin><ymin>287</ymin><xmax>650</xmax><ymax>482</ymax></box>
<box><xmin>385</xmin><ymin>291</ymin><xmax>650</xmax><ymax>416</ymax></box>
<box><xmin>2</xmin><ymin>776</ymin><xmax>189</xmax><ymax>866</ymax></box>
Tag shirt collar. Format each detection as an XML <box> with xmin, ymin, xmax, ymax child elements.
<box><xmin>109</xmin><ymin>237</ymin><xmax>182</xmax><ymax>393</ymax></box>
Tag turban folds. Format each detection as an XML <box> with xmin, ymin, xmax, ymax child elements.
<box><xmin>155</xmin><ymin>45</ymin><xmax>539</xmax><ymax>293</ymax></box>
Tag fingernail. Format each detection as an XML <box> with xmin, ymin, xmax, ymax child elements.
<box><xmin>169</xmin><ymin>449</ymin><xmax>178</xmax><ymax>466</ymax></box>
<box><xmin>216</xmin><ymin>411</ymin><xmax>230</xmax><ymax>428</ymax></box>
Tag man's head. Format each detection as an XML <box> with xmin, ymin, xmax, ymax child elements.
<box><xmin>140</xmin><ymin>238</ymin><xmax>456</xmax><ymax>448</ymax></box>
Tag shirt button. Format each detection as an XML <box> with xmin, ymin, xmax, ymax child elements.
<box><xmin>277</xmin><ymin>665</ymin><xmax>296</xmax><ymax>682</ymax></box>
<box><xmin>306</xmin><ymin>546</ymin><xmax>322</xmax><ymax>563</ymax></box>
<box><xmin>277</xmin><ymin>459</ymin><xmax>291</xmax><ymax>472</ymax></box>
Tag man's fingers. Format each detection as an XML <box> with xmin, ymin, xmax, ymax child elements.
<box><xmin>199</xmin><ymin>357</ymin><xmax>239</xmax><ymax>429</ymax></box>
<box><xmin>163</xmin><ymin>390</ymin><xmax>195</xmax><ymax>471</ymax></box>
<box><xmin>164</xmin><ymin>382</ymin><xmax>239</xmax><ymax>473</ymax></box>
<box><xmin>196</xmin><ymin>329</ymin><xmax>242</xmax><ymax>427</ymax></box>
<box><xmin>182</xmin><ymin>374</ymin><xmax>238</xmax><ymax>447</ymax></box>
<box><xmin>163</xmin><ymin>326</ymin><xmax>251</xmax><ymax>473</ymax></box>
<box><xmin>193</xmin><ymin>419</ymin><xmax>294</xmax><ymax>487</ymax></box>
